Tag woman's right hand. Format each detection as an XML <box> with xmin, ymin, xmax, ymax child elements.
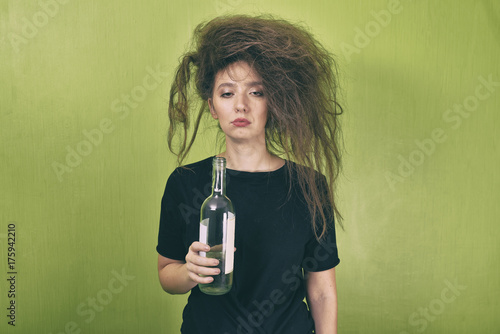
<box><xmin>185</xmin><ymin>242</ymin><xmax>220</xmax><ymax>284</ymax></box>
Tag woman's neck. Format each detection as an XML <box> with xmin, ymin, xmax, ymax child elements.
<box><xmin>218</xmin><ymin>141</ymin><xmax>284</xmax><ymax>172</ymax></box>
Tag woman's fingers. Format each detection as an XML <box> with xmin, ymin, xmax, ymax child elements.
<box><xmin>186</xmin><ymin>261</ymin><xmax>220</xmax><ymax>276</ymax></box>
<box><xmin>187</xmin><ymin>271</ymin><xmax>215</xmax><ymax>284</ymax></box>
<box><xmin>190</xmin><ymin>241</ymin><xmax>210</xmax><ymax>253</ymax></box>
<box><xmin>187</xmin><ymin>242</ymin><xmax>219</xmax><ymax>266</ymax></box>
<box><xmin>185</xmin><ymin>242</ymin><xmax>221</xmax><ymax>283</ymax></box>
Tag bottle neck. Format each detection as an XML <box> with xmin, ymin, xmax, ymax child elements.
<box><xmin>212</xmin><ymin>157</ymin><xmax>226</xmax><ymax>196</ymax></box>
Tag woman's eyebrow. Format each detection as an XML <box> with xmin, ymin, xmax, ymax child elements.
<box><xmin>217</xmin><ymin>82</ymin><xmax>236</xmax><ymax>90</ymax></box>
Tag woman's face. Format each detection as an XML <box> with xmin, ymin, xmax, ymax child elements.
<box><xmin>208</xmin><ymin>61</ymin><xmax>268</xmax><ymax>145</ymax></box>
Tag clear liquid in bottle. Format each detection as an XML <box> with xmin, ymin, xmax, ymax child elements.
<box><xmin>198</xmin><ymin>157</ymin><xmax>235</xmax><ymax>295</ymax></box>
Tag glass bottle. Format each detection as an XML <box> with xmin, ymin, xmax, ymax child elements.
<box><xmin>198</xmin><ymin>157</ymin><xmax>235</xmax><ymax>295</ymax></box>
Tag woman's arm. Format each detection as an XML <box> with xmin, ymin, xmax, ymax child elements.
<box><xmin>158</xmin><ymin>242</ymin><xmax>220</xmax><ymax>294</ymax></box>
<box><xmin>305</xmin><ymin>267</ymin><xmax>338</xmax><ymax>334</ymax></box>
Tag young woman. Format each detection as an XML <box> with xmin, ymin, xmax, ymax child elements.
<box><xmin>157</xmin><ymin>15</ymin><xmax>344</xmax><ymax>334</ymax></box>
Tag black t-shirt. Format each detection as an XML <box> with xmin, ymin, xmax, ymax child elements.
<box><xmin>157</xmin><ymin>157</ymin><xmax>340</xmax><ymax>334</ymax></box>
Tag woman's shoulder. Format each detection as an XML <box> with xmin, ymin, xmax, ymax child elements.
<box><xmin>286</xmin><ymin>160</ymin><xmax>326</xmax><ymax>179</ymax></box>
<box><xmin>166</xmin><ymin>156</ymin><xmax>213</xmax><ymax>184</ymax></box>
<box><xmin>177</xmin><ymin>156</ymin><xmax>213</xmax><ymax>171</ymax></box>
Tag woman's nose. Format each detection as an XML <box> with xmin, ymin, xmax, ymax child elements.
<box><xmin>235</xmin><ymin>95</ymin><xmax>248</xmax><ymax>112</ymax></box>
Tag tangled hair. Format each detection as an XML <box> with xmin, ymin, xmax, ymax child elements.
<box><xmin>168</xmin><ymin>14</ymin><xmax>344</xmax><ymax>239</ymax></box>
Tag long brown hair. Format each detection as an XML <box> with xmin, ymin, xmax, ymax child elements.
<box><xmin>168</xmin><ymin>15</ymin><xmax>344</xmax><ymax>239</ymax></box>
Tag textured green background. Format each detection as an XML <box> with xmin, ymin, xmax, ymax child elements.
<box><xmin>1</xmin><ymin>0</ymin><xmax>499</xmax><ymax>333</ymax></box>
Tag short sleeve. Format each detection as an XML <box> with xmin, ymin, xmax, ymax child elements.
<box><xmin>302</xmin><ymin>174</ymin><xmax>340</xmax><ymax>272</ymax></box>
<box><xmin>156</xmin><ymin>171</ymin><xmax>188</xmax><ymax>261</ymax></box>
<box><xmin>303</xmin><ymin>226</ymin><xmax>340</xmax><ymax>272</ymax></box>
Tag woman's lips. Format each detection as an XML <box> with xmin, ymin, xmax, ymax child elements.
<box><xmin>232</xmin><ymin>118</ymin><xmax>251</xmax><ymax>127</ymax></box>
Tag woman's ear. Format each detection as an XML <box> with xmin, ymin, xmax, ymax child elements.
<box><xmin>208</xmin><ymin>98</ymin><xmax>218</xmax><ymax>119</ymax></box>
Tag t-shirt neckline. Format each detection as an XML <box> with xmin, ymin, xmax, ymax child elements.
<box><xmin>209</xmin><ymin>156</ymin><xmax>288</xmax><ymax>179</ymax></box>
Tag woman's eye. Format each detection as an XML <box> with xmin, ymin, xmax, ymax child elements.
<box><xmin>221</xmin><ymin>92</ymin><xmax>233</xmax><ymax>98</ymax></box>
<box><xmin>251</xmin><ymin>91</ymin><xmax>264</xmax><ymax>97</ymax></box>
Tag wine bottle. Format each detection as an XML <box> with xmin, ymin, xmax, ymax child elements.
<box><xmin>198</xmin><ymin>157</ymin><xmax>235</xmax><ymax>295</ymax></box>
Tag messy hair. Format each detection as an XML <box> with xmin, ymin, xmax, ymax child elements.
<box><xmin>168</xmin><ymin>14</ymin><xmax>344</xmax><ymax>239</ymax></box>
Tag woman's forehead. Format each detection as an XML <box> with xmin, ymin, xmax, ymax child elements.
<box><xmin>215</xmin><ymin>61</ymin><xmax>263</xmax><ymax>85</ymax></box>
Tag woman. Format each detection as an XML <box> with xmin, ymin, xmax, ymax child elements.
<box><xmin>157</xmin><ymin>15</ymin><xmax>343</xmax><ymax>333</ymax></box>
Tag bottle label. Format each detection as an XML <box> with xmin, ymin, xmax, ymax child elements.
<box><xmin>224</xmin><ymin>212</ymin><xmax>235</xmax><ymax>274</ymax></box>
<box><xmin>199</xmin><ymin>218</ymin><xmax>208</xmax><ymax>257</ymax></box>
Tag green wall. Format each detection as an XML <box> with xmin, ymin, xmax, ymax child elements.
<box><xmin>1</xmin><ymin>0</ymin><xmax>499</xmax><ymax>333</ymax></box>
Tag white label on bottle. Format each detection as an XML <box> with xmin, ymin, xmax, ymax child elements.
<box><xmin>199</xmin><ymin>219</ymin><xmax>208</xmax><ymax>257</ymax></box>
<box><xmin>225</xmin><ymin>212</ymin><xmax>235</xmax><ymax>274</ymax></box>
